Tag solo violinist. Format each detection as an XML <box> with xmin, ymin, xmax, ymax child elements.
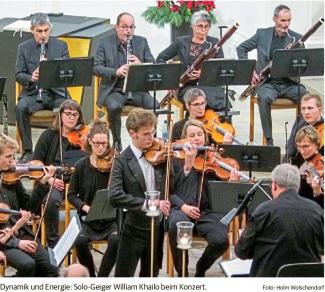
<box><xmin>67</xmin><ymin>119</ymin><xmax>118</xmax><ymax>277</ymax></box>
<box><xmin>172</xmin><ymin>88</ymin><xmax>234</xmax><ymax>144</ymax></box>
<box><xmin>109</xmin><ymin>108</ymin><xmax>170</xmax><ymax>277</ymax></box>
<box><xmin>295</xmin><ymin>126</ymin><xmax>324</xmax><ymax>208</ymax></box>
<box><xmin>288</xmin><ymin>93</ymin><xmax>323</xmax><ymax>166</ymax></box>
<box><xmin>32</xmin><ymin>100</ymin><xmax>87</xmax><ymax>248</ymax></box>
<box><xmin>0</xmin><ymin>133</ymin><xmax>57</xmax><ymax>277</ymax></box>
<box><xmin>168</xmin><ymin>119</ymin><xmax>240</xmax><ymax>277</ymax></box>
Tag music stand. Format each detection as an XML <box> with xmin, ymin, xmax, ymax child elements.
<box><xmin>123</xmin><ymin>63</ymin><xmax>183</xmax><ymax>116</ymax></box>
<box><xmin>39</xmin><ymin>57</ymin><xmax>94</xmax><ymax>99</ymax></box>
<box><xmin>271</xmin><ymin>48</ymin><xmax>324</xmax><ymax>99</ymax></box>
<box><xmin>199</xmin><ymin>59</ymin><xmax>256</xmax><ymax>122</ymax></box>
<box><xmin>219</xmin><ymin>144</ymin><xmax>281</xmax><ymax>178</ymax></box>
<box><xmin>85</xmin><ymin>189</ymin><xmax>116</xmax><ymax>222</ymax></box>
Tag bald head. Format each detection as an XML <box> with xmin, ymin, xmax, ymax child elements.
<box><xmin>61</xmin><ymin>264</ymin><xmax>90</xmax><ymax>277</ymax></box>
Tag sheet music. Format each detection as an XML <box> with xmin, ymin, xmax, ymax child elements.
<box><xmin>220</xmin><ymin>258</ymin><xmax>252</xmax><ymax>277</ymax></box>
<box><xmin>50</xmin><ymin>215</ymin><xmax>81</xmax><ymax>266</ymax></box>
<box><xmin>3</xmin><ymin>20</ymin><xmax>31</xmax><ymax>33</ymax></box>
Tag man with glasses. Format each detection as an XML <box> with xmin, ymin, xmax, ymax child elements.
<box><xmin>16</xmin><ymin>13</ymin><xmax>70</xmax><ymax>163</ymax></box>
<box><xmin>287</xmin><ymin>94</ymin><xmax>323</xmax><ymax>166</ymax></box>
<box><xmin>157</xmin><ymin>11</ymin><xmax>227</xmax><ymax>112</ymax></box>
<box><xmin>172</xmin><ymin>88</ymin><xmax>233</xmax><ymax>143</ymax></box>
<box><xmin>94</xmin><ymin>12</ymin><xmax>158</xmax><ymax>152</ymax></box>
<box><xmin>109</xmin><ymin>108</ymin><xmax>170</xmax><ymax>277</ymax></box>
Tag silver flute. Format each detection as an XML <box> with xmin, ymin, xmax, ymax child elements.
<box><xmin>37</xmin><ymin>41</ymin><xmax>46</xmax><ymax>102</ymax></box>
<box><xmin>125</xmin><ymin>36</ymin><xmax>133</xmax><ymax>101</ymax></box>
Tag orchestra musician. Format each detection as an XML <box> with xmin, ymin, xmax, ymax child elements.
<box><xmin>32</xmin><ymin>100</ymin><xmax>87</xmax><ymax>248</ymax></box>
<box><xmin>94</xmin><ymin>12</ymin><xmax>159</xmax><ymax>152</ymax></box>
<box><xmin>169</xmin><ymin>119</ymin><xmax>240</xmax><ymax>277</ymax></box>
<box><xmin>0</xmin><ymin>133</ymin><xmax>58</xmax><ymax>277</ymax></box>
<box><xmin>109</xmin><ymin>108</ymin><xmax>170</xmax><ymax>277</ymax></box>
<box><xmin>235</xmin><ymin>163</ymin><xmax>324</xmax><ymax>277</ymax></box>
<box><xmin>15</xmin><ymin>13</ymin><xmax>70</xmax><ymax>163</ymax></box>
<box><xmin>288</xmin><ymin>93</ymin><xmax>323</xmax><ymax>166</ymax></box>
<box><xmin>172</xmin><ymin>88</ymin><xmax>233</xmax><ymax>144</ymax></box>
<box><xmin>156</xmin><ymin>10</ymin><xmax>227</xmax><ymax>111</ymax></box>
<box><xmin>236</xmin><ymin>5</ymin><xmax>308</xmax><ymax>146</ymax></box>
<box><xmin>295</xmin><ymin>126</ymin><xmax>324</xmax><ymax>208</ymax></box>
<box><xmin>68</xmin><ymin>119</ymin><xmax>118</xmax><ymax>277</ymax></box>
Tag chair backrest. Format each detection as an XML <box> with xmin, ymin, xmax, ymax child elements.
<box><xmin>276</xmin><ymin>262</ymin><xmax>324</xmax><ymax>277</ymax></box>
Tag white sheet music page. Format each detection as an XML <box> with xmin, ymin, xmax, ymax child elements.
<box><xmin>220</xmin><ymin>258</ymin><xmax>253</xmax><ymax>277</ymax></box>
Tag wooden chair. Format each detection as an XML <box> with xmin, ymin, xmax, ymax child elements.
<box><xmin>166</xmin><ymin>216</ymin><xmax>243</xmax><ymax>277</ymax></box>
<box><xmin>15</xmin><ymin>82</ymin><xmax>57</xmax><ymax>153</ymax></box>
<box><xmin>249</xmin><ymin>95</ymin><xmax>300</xmax><ymax>145</ymax></box>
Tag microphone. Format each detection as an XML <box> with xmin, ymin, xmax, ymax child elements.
<box><xmin>285</xmin><ymin>121</ymin><xmax>289</xmax><ymax>163</ymax></box>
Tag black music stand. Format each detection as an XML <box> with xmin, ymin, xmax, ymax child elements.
<box><xmin>207</xmin><ymin>181</ymin><xmax>272</xmax><ymax>226</ymax></box>
<box><xmin>123</xmin><ymin>63</ymin><xmax>183</xmax><ymax>116</ymax></box>
<box><xmin>199</xmin><ymin>59</ymin><xmax>256</xmax><ymax>122</ymax></box>
<box><xmin>219</xmin><ymin>144</ymin><xmax>281</xmax><ymax>178</ymax></box>
<box><xmin>39</xmin><ymin>57</ymin><xmax>94</xmax><ymax>99</ymax></box>
<box><xmin>0</xmin><ymin>77</ymin><xmax>5</xmax><ymax>102</ymax></box>
<box><xmin>271</xmin><ymin>48</ymin><xmax>324</xmax><ymax>99</ymax></box>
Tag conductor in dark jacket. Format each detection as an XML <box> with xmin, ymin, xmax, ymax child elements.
<box><xmin>236</xmin><ymin>5</ymin><xmax>307</xmax><ymax>146</ymax></box>
<box><xmin>156</xmin><ymin>10</ymin><xmax>226</xmax><ymax>111</ymax></box>
<box><xmin>109</xmin><ymin>108</ymin><xmax>170</xmax><ymax>277</ymax></box>
<box><xmin>15</xmin><ymin>13</ymin><xmax>70</xmax><ymax>162</ymax></box>
<box><xmin>94</xmin><ymin>12</ymin><xmax>158</xmax><ymax>152</ymax></box>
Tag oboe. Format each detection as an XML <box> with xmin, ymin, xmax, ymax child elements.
<box><xmin>125</xmin><ymin>36</ymin><xmax>133</xmax><ymax>101</ymax></box>
<box><xmin>36</xmin><ymin>41</ymin><xmax>46</xmax><ymax>102</ymax></box>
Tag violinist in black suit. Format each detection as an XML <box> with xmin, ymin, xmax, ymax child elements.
<box><xmin>109</xmin><ymin>108</ymin><xmax>170</xmax><ymax>277</ymax></box>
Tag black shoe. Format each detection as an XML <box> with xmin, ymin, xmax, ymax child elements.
<box><xmin>113</xmin><ymin>141</ymin><xmax>122</xmax><ymax>152</ymax></box>
<box><xmin>266</xmin><ymin>138</ymin><xmax>274</xmax><ymax>146</ymax></box>
<box><xmin>19</xmin><ymin>151</ymin><xmax>33</xmax><ymax>163</ymax></box>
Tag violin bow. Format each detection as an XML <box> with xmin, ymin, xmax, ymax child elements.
<box><xmin>164</xmin><ymin>120</ymin><xmax>174</xmax><ymax>202</ymax></box>
<box><xmin>196</xmin><ymin>149</ymin><xmax>208</xmax><ymax>209</ymax></box>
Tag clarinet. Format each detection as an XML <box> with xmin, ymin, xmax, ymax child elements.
<box><xmin>36</xmin><ymin>41</ymin><xmax>46</xmax><ymax>102</ymax></box>
<box><xmin>125</xmin><ymin>36</ymin><xmax>133</xmax><ymax>101</ymax></box>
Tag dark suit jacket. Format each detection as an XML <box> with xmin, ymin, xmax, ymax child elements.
<box><xmin>156</xmin><ymin>35</ymin><xmax>224</xmax><ymax>71</ymax></box>
<box><xmin>236</xmin><ymin>27</ymin><xmax>302</xmax><ymax>74</ymax></box>
<box><xmin>15</xmin><ymin>36</ymin><xmax>69</xmax><ymax>99</ymax></box>
<box><xmin>94</xmin><ymin>31</ymin><xmax>155</xmax><ymax>108</ymax></box>
<box><xmin>235</xmin><ymin>188</ymin><xmax>324</xmax><ymax>277</ymax></box>
<box><xmin>109</xmin><ymin>146</ymin><xmax>165</xmax><ymax>230</ymax></box>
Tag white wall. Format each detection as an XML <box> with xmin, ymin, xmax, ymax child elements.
<box><xmin>1</xmin><ymin>0</ymin><xmax>323</xmax><ymax>58</ymax></box>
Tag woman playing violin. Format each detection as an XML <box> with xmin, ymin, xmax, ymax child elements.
<box><xmin>168</xmin><ymin>119</ymin><xmax>240</xmax><ymax>277</ymax></box>
<box><xmin>33</xmin><ymin>99</ymin><xmax>87</xmax><ymax>248</ymax></box>
<box><xmin>295</xmin><ymin>125</ymin><xmax>324</xmax><ymax>208</ymax></box>
<box><xmin>67</xmin><ymin>119</ymin><xmax>118</xmax><ymax>277</ymax></box>
<box><xmin>171</xmin><ymin>88</ymin><xmax>234</xmax><ymax>144</ymax></box>
<box><xmin>0</xmin><ymin>133</ymin><xmax>57</xmax><ymax>277</ymax></box>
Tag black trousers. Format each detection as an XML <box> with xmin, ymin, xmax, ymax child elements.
<box><xmin>75</xmin><ymin>232</ymin><xmax>119</xmax><ymax>277</ymax></box>
<box><xmin>168</xmin><ymin>210</ymin><xmax>228</xmax><ymax>277</ymax></box>
<box><xmin>3</xmin><ymin>239</ymin><xmax>58</xmax><ymax>277</ymax></box>
<box><xmin>103</xmin><ymin>89</ymin><xmax>159</xmax><ymax>149</ymax></box>
<box><xmin>256</xmin><ymin>82</ymin><xmax>307</xmax><ymax>140</ymax></box>
<box><xmin>16</xmin><ymin>92</ymin><xmax>66</xmax><ymax>152</ymax></box>
<box><xmin>114</xmin><ymin>222</ymin><xmax>162</xmax><ymax>277</ymax></box>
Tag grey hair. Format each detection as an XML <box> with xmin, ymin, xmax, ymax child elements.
<box><xmin>191</xmin><ymin>10</ymin><xmax>212</xmax><ymax>26</ymax></box>
<box><xmin>271</xmin><ymin>163</ymin><xmax>301</xmax><ymax>190</ymax></box>
<box><xmin>183</xmin><ymin>88</ymin><xmax>206</xmax><ymax>106</ymax></box>
<box><xmin>31</xmin><ymin>13</ymin><xmax>52</xmax><ymax>28</ymax></box>
<box><xmin>274</xmin><ymin>5</ymin><xmax>290</xmax><ymax>17</ymax></box>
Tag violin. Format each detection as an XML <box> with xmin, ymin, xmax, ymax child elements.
<box><xmin>0</xmin><ymin>202</ymin><xmax>40</xmax><ymax>224</ymax></box>
<box><xmin>1</xmin><ymin>160</ymin><xmax>74</xmax><ymax>185</ymax></box>
<box><xmin>198</xmin><ymin>109</ymin><xmax>244</xmax><ymax>145</ymax></box>
<box><xmin>300</xmin><ymin>153</ymin><xmax>324</xmax><ymax>191</ymax></box>
<box><xmin>96</xmin><ymin>149</ymin><xmax>118</xmax><ymax>172</ymax></box>
<box><xmin>314</xmin><ymin>122</ymin><xmax>324</xmax><ymax>149</ymax></box>
<box><xmin>66</xmin><ymin>125</ymin><xmax>89</xmax><ymax>150</ymax></box>
<box><xmin>144</xmin><ymin>138</ymin><xmax>215</xmax><ymax>165</ymax></box>
<box><xmin>193</xmin><ymin>149</ymin><xmax>251</xmax><ymax>181</ymax></box>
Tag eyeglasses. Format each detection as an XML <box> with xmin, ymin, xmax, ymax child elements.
<box><xmin>195</xmin><ymin>24</ymin><xmax>210</xmax><ymax>31</ymax></box>
<box><xmin>91</xmin><ymin>141</ymin><xmax>108</xmax><ymax>148</ymax></box>
<box><xmin>63</xmin><ymin>111</ymin><xmax>79</xmax><ymax>118</ymax></box>
<box><xmin>296</xmin><ymin>144</ymin><xmax>314</xmax><ymax>150</ymax></box>
<box><xmin>119</xmin><ymin>25</ymin><xmax>136</xmax><ymax>30</ymax></box>
<box><xmin>139</xmin><ymin>129</ymin><xmax>156</xmax><ymax>138</ymax></box>
<box><xmin>190</xmin><ymin>101</ymin><xmax>207</xmax><ymax>108</ymax></box>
